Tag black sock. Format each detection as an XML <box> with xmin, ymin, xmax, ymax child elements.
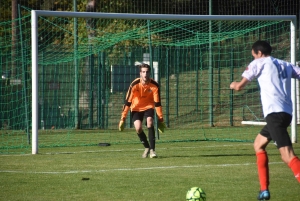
<box><xmin>137</xmin><ymin>131</ymin><xmax>149</xmax><ymax>148</ymax></box>
<box><xmin>148</xmin><ymin>126</ymin><xmax>155</xmax><ymax>150</ymax></box>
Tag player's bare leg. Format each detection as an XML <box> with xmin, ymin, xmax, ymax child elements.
<box><xmin>279</xmin><ymin>146</ymin><xmax>296</xmax><ymax>164</ymax></box>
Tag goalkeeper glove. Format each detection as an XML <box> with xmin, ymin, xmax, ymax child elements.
<box><xmin>118</xmin><ymin>120</ymin><xmax>125</xmax><ymax>131</ymax></box>
<box><xmin>158</xmin><ymin>121</ymin><xmax>166</xmax><ymax>134</ymax></box>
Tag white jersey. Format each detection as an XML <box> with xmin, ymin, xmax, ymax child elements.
<box><xmin>242</xmin><ymin>56</ymin><xmax>300</xmax><ymax>117</ymax></box>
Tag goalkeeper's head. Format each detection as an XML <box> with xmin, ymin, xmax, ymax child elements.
<box><xmin>139</xmin><ymin>63</ymin><xmax>151</xmax><ymax>84</ymax></box>
<box><xmin>139</xmin><ymin>63</ymin><xmax>151</xmax><ymax>71</ymax></box>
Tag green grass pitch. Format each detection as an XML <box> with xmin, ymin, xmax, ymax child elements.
<box><xmin>1</xmin><ymin>140</ymin><xmax>300</xmax><ymax>200</ymax></box>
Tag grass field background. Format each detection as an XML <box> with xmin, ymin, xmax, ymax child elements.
<box><xmin>1</xmin><ymin>126</ymin><xmax>261</xmax><ymax>154</ymax></box>
<box><xmin>1</xmin><ymin>138</ymin><xmax>300</xmax><ymax>200</ymax></box>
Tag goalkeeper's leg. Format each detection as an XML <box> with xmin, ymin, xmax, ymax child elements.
<box><xmin>137</xmin><ymin>131</ymin><xmax>150</xmax><ymax>149</ymax></box>
<box><xmin>146</xmin><ymin>116</ymin><xmax>157</xmax><ymax>158</ymax></box>
<box><xmin>134</xmin><ymin>119</ymin><xmax>150</xmax><ymax>149</ymax></box>
<box><xmin>137</xmin><ymin>131</ymin><xmax>150</xmax><ymax>158</ymax></box>
<box><xmin>133</xmin><ymin>117</ymin><xmax>150</xmax><ymax>158</ymax></box>
<box><xmin>132</xmin><ymin>112</ymin><xmax>149</xmax><ymax>147</ymax></box>
<box><xmin>148</xmin><ymin>126</ymin><xmax>157</xmax><ymax>158</ymax></box>
<box><xmin>148</xmin><ymin>126</ymin><xmax>155</xmax><ymax>151</ymax></box>
<box><xmin>146</xmin><ymin>116</ymin><xmax>156</xmax><ymax>150</ymax></box>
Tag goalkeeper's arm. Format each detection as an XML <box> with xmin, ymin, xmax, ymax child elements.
<box><xmin>119</xmin><ymin>119</ymin><xmax>125</xmax><ymax>131</ymax></box>
<box><xmin>119</xmin><ymin>83</ymin><xmax>134</xmax><ymax>131</ymax></box>
<box><xmin>153</xmin><ymin>85</ymin><xmax>166</xmax><ymax>134</ymax></box>
<box><xmin>119</xmin><ymin>102</ymin><xmax>130</xmax><ymax>131</ymax></box>
<box><xmin>157</xmin><ymin>118</ymin><xmax>166</xmax><ymax>134</ymax></box>
<box><xmin>155</xmin><ymin>103</ymin><xmax>166</xmax><ymax>134</ymax></box>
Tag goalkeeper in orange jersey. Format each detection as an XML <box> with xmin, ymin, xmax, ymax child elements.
<box><xmin>118</xmin><ymin>63</ymin><xmax>166</xmax><ymax>158</ymax></box>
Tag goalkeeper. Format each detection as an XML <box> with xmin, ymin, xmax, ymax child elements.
<box><xmin>119</xmin><ymin>63</ymin><xmax>166</xmax><ymax>158</ymax></box>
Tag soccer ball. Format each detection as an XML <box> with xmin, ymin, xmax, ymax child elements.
<box><xmin>186</xmin><ymin>187</ymin><xmax>206</xmax><ymax>201</ymax></box>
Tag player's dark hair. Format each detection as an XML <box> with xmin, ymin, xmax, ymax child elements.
<box><xmin>252</xmin><ymin>40</ymin><xmax>272</xmax><ymax>56</ymax></box>
<box><xmin>139</xmin><ymin>63</ymin><xmax>151</xmax><ymax>72</ymax></box>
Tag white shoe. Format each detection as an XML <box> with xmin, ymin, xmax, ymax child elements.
<box><xmin>150</xmin><ymin>149</ymin><xmax>157</xmax><ymax>158</ymax></box>
<box><xmin>142</xmin><ymin>148</ymin><xmax>150</xmax><ymax>158</ymax></box>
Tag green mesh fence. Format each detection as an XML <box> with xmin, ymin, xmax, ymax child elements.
<box><xmin>0</xmin><ymin>10</ymin><xmax>297</xmax><ymax>154</ymax></box>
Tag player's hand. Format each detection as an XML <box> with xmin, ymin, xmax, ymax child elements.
<box><xmin>118</xmin><ymin>120</ymin><xmax>125</xmax><ymax>131</ymax></box>
<box><xmin>158</xmin><ymin>121</ymin><xmax>166</xmax><ymax>134</ymax></box>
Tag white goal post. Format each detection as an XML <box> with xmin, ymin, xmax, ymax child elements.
<box><xmin>31</xmin><ymin>10</ymin><xmax>297</xmax><ymax>154</ymax></box>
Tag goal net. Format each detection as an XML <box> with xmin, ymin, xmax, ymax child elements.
<box><xmin>1</xmin><ymin>10</ymin><xmax>298</xmax><ymax>154</ymax></box>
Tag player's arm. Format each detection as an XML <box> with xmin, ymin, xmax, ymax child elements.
<box><xmin>291</xmin><ymin>63</ymin><xmax>300</xmax><ymax>79</ymax></box>
<box><xmin>120</xmin><ymin>102</ymin><xmax>131</xmax><ymax>122</ymax></box>
<box><xmin>230</xmin><ymin>77</ymin><xmax>249</xmax><ymax>91</ymax></box>
<box><xmin>119</xmin><ymin>86</ymin><xmax>133</xmax><ymax>131</ymax></box>
<box><xmin>153</xmin><ymin>86</ymin><xmax>166</xmax><ymax>133</ymax></box>
<box><xmin>153</xmin><ymin>86</ymin><xmax>163</xmax><ymax>121</ymax></box>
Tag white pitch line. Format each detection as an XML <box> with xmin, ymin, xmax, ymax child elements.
<box><xmin>0</xmin><ymin>161</ymin><xmax>283</xmax><ymax>174</ymax></box>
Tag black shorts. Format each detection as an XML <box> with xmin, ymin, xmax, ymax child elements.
<box><xmin>260</xmin><ymin>112</ymin><xmax>292</xmax><ymax>148</ymax></box>
<box><xmin>131</xmin><ymin>108</ymin><xmax>155</xmax><ymax>122</ymax></box>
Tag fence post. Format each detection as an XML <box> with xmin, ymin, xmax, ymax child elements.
<box><xmin>230</xmin><ymin>48</ymin><xmax>234</xmax><ymax>126</ymax></box>
<box><xmin>165</xmin><ymin>48</ymin><xmax>170</xmax><ymax>127</ymax></box>
<box><xmin>89</xmin><ymin>46</ymin><xmax>94</xmax><ymax>128</ymax></box>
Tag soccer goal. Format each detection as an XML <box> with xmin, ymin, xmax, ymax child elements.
<box><xmin>31</xmin><ymin>10</ymin><xmax>297</xmax><ymax>154</ymax></box>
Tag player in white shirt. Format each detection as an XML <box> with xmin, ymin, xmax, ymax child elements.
<box><xmin>230</xmin><ymin>40</ymin><xmax>300</xmax><ymax>200</ymax></box>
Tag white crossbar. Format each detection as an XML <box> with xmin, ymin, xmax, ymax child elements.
<box><xmin>241</xmin><ymin>121</ymin><xmax>267</xmax><ymax>126</ymax></box>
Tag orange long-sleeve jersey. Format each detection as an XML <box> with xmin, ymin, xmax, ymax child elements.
<box><xmin>120</xmin><ymin>78</ymin><xmax>164</xmax><ymax>122</ymax></box>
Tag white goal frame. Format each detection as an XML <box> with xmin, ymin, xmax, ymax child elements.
<box><xmin>31</xmin><ymin>10</ymin><xmax>297</xmax><ymax>154</ymax></box>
